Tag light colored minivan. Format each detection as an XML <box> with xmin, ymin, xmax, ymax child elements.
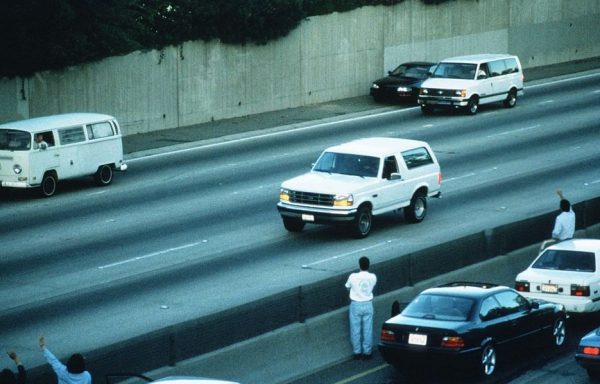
<box><xmin>0</xmin><ymin>113</ymin><xmax>127</xmax><ymax>197</ymax></box>
<box><xmin>418</xmin><ymin>54</ymin><xmax>524</xmax><ymax>115</ymax></box>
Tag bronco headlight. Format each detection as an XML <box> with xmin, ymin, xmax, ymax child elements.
<box><xmin>333</xmin><ymin>193</ymin><xmax>354</xmax><ymax>206</ymax></box>
<box><xmin>13</xmin><ymin>164</ymin><xmax>22</xmax><ymax>174</ymax></box>
<box><xmin>279</xmin><ymin>188</ymin><xmax>290</xmax><ymax>201</ymax></box>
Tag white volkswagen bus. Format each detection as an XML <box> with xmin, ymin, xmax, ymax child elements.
<box><xmin>0</xmin><ymin>113</ymin><xmax>127</xmax><ymax>197</ymax></box>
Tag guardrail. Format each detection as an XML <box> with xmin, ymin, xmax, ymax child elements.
<box><xmin>27</xmin><ymin>196</ymin><xmax>600</xmax><ymax>383</ymax></box>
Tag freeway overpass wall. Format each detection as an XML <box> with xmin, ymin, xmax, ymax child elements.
<box><xmin>25</xmin><ymin>197</ymin><xmax>600</xmax><ymax>383</ymax></box>
<box><xmin>1</xmin><ymin>0</ymin><xmax>600</xmax><ymax>133</ymax></box>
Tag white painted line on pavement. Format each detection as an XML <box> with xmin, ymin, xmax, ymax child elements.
<box><xmin>301</xmin><ymin>240</ymin><xmax>392</xmax><ymax>269</ymax></box>
<box><xmin>539</xmin><ymin>100</ymin><xmax>555</xmax><ymax>105</ymax></box>
<box><xmin>487</xmin><ymin>124</ymin><xmax>540</xmax><ymax>138</ymax></box>
<box><xmin>334</xmin><ymin>363</ymin><xmax>389</xmax><ymax>384</ymax></box>
<box><xmin>593</xmin><ymin>89</ymin><xmax>600</xmax><ymax>94</ymax></box>
<box><xmin>443</xmin><ymin>172</ymin><xmax>476</xmax><ymax>183</ymax></box>
<box><xmin>98</xmin><ymin>241</ymin><xmax>205</xmax><ymax>269</ymax></box>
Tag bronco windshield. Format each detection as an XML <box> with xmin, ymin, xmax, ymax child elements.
<box><xmin>313</xmin><ymin>152</ymin><xmax>379</xmax><ymax>178</ymax></box>
<box><xmin>0</xmin><ymin>129</ymin><xmax>31</xmax><ymax>151</ymax></box>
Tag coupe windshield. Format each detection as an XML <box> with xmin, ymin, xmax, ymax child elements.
<box><xmin>390</xmin><ymin>65</ymin><xmax>430</xmax><ymax>79</ymax></box>
<box><xmin>431</xmin><ymin>63</ymin><xmax>477</xmax><ymax>80</ymax></box>
<box><xmin>532</xmin><ymin>250</ymin><xmax>596</xmax><ymax>272</ymax></box>
<box><xmin>402</xmin><ymin>294</ymin><xmax>473</xmax><ymax>321</ymax></box>
<box><xmin>313</xmin><ymin>152</ymin><xmax>379</xmax><ymax>178</ymax></box>
<box><xmin>0</xmin><ymin>129</ymin><xmax>31</xmax><ymax>151</ymax></box>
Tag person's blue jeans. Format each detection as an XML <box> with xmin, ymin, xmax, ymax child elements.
<box><xmin>349</xmin><ymin>300</ymin><xmax>374</xmax><ymax>355</ymax></box>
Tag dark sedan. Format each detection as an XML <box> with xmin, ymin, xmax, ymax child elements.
<box><xmin>576</xmin><ymin>326</ymin><xmax>600</xmax><ymax>378</ymax></box>
<box><xmin>379</xmin><ymin>282</ymin><xmax>567</xmax><ymax>378</ymax></box>
<box><xmin>369</xmin><ymin>61</ymin><xmax>436</xmax><ymax>103</ymax></box>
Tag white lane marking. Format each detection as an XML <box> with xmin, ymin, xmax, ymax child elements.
<box><xmin>539</xmin><ymin>100</ymin><xmax>555</xmax><ymax>105</ymax></box>
<box><xmin>87</xmin><ymin>190</ymin><xmax>107</xmax><ymax>196</ymax></box>
<box><xmin>527</xmin><ymin>72</ymin><xmax>600</xmax><ymax>89</ymax></box>
<box><xmin>487</xmin><ymin>124</ymin><xmax>540</xmax><ymax>138</ymax></box>
<box><xmin>422</xmin><ymin>124</ymin><xmax>434</xmax><ymax>128</ymax></box>
<box><xmin>443</xmin><ymin>172</ymin><xmax>476</xmax><ymax>183</ymax></box>
<box><xmin>301</xmin><ymin>241</ymin><xmax>392</xmax><ymax>269</ymax></box>
<box><xmin>588</xmin><ymin>179</ymin><xmax>600</xmax><ymax>185</ymax></box>
<box><xmin>98</xmin><ymin>241</ymin><xmax>206</xmax><ymax>269</ymax></box>
<box><xmin>593</xmin><ymin>90</ymin><xmax>600</xmax><ymax>94</ymax></box>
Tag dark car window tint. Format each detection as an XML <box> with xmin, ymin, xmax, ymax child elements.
<box><xmin>532</xmin><ymin>250</ymin><xmax>596</xmax><ymax>272</ymax></box>
<box><xmin>494</xmin><ymin>291</ymin><xmax>527</xmax><ymax>314</ymax></box>
<box><xmin>313</xmin><ymin>152</ymin><xmax>379</xmax><ymax>178</ymax></box>
<box><xmin>402</xmin><ymin>294</ymin><xmax>473</xmax><ymax>321</ymax></box>
<box><xmin>402</xmin><ymin>147</ymin><xmax>434</xmax><ymax>169</ymax></box>
<box><xmin>382</xmin><ymin>156</ymin><xmax>398</xmax><ymax>179</ymax></box>
<box><xmin>479</xmin><ymin>296</ymin><xmax>501</xmax><ymax>320</ymax></box>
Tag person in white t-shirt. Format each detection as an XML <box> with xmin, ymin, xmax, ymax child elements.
<box><xmin>345</xmin><ymin>256</ymin><xmax>377</xmax><ymax>360</ymax></box>
<box><xmin>541</xmin><ymin>189</ymin><xmax>575</xmax><ymax>251</ymax></box>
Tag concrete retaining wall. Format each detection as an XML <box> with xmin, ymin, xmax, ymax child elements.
<box><xmin>2</xmin><ymin>0</ymin><xmax>600</xmax><ymax>134</ymax></box>
<box><xmin>25</xmin><ymin>197</ymin><xmax>600</xmax><ymax>383</ymax></box>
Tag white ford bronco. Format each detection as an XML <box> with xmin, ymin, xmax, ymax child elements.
<box><xmin>277</xmin><ymin>137</ymin><xmax>442</xmax><ymax>238</ymax></box>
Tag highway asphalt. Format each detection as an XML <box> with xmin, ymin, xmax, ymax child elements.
<box><xmin>122</xmin><ymin>57</ymin><xmax>600</xmax><ymax>157</ymax></box>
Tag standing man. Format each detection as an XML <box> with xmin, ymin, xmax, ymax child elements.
<box><xmin>345</xmin><ymin>256</ymin><xmax>377</xmax><ymax>360</ymax></box>
<box><xmin>1</xmin><ymin>351</ymin><xmax>26</xmax><ymax>384</ymax></box>
<box><xmin>541</xmin><ymin>189</ymin><xmax>576</xmax><ymax>251</ymax></box>
<box><xmin>39</xmin><ymin>336</ymin><xmax>91</xmax><ymax>384</ymax></box>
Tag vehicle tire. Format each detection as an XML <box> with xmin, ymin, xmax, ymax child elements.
<box><xmin>40</xmin><ymin>172</ymin><xmax>57</xmax><ymax>197</ymax></box>
<box><xmin>404</xmin><ymin>193</ymin><xmax>427</xmax><ymax>223</ymax></box>
<box><xmin>550</xmin><ymin>317</ymin><xmax>566</xmax><ymax>347</ymax></box>
<box><xmin>503</xmin><ymin>89</ymin><xmax>517</xmax><ymax>108</ymax></box>
<box><xmin>479</xmin><ymin>343</ymin><xmax>497</xmax><ymax>377</ymax></box>
<box><xmin>351</xmin><ymin>206</ymin><xmax>372</xmax><ymax>239</ymax></box>
<box><xmin>586</xmin><ymin>368</ymin><xmax>600</xmax><ymax>379</ymax></box>
<box><xmin>282</xmin><ymin>217</ymin><xmax>305</xmax><ymax>232</ymax></box>
<box><xmin>94</xmin><ymin>164</ymin><xmax>113</xmax><ymax>186</ymax></box>
<box><xmin>421</xmin><ymin>105</ymin><xmax>434</xmax><ymax>115</ymax></box>
<box><xmin>465</xmin><ymin>96</ymin><xmax>479</xmax><ymax>115</ymax></box>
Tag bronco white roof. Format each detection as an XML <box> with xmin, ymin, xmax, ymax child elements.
<box><xmin>324</xmin><ymin>137</ymin><xmax>430</xmax><ymax>157</ymax></box>
<box><xmin>440</xmin><ymin>54</ymin><xmax>516</xmax><ymax>64</ymax></box>
<box><xmin>0</xmin><ymin>113</ymin><xmax>116</xmax><ymax>132</ymax></box>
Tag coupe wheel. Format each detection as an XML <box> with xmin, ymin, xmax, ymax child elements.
<box><xmin>420</xmin><ymin>105</ymin><xmax>434</xmax><ymax>115</ymax></box>
<box><xmin>466</xmin><ymin>96</ymin><xmax>479</xmax><ymax>115</ymax></box>
<box><xmin>282</xmin><ymin>217</ymin><xmax>305</xmax><ymax>232</ymax></box>
<box><xmin>550</xmin><ymin>318</ymin><xmax>566</xmax><ymax>346</ymax></box>
<box><xmin>351</xmin><ymin>206</ymin><xmax>372</xmax><ymax>238</ymax></box>
<box><xmin>404</xmin><ymin>193</ymin><xmax>427</xmax><ymax>223</ymax></box>
<box><xmin>503</xmin><ymin>89</ymin><xmax>517</xmax><ymax>108</ymax></box>
<box><xmin>40</xmin><ymin>173</ymin><xmax>57</xmax><ymax>197</ymax></box>
<box><xmin>94</xmin><ymin>164</ymin><xmax>113</xmax><ymax>186</ymax></box>
<box><xmin>479</xmin><ymin>343</ymin><xmax>496</xmax><ymax>377</ymax></box>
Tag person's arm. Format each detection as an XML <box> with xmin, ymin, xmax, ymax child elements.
<box><xmin>556</xmin><ymin>189</ymin><xmax>566</xmax><ymax>200</ymax></box>
<box><xmin>39</xmin><ymin>336</ymin><xmax>67</xmax><ymax>376</ymax></box>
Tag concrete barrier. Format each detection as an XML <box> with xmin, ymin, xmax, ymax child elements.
<box><xmin>26</xmin><ymin>198</ymin><xmax>600</xmax><ymax>383</ymax></box>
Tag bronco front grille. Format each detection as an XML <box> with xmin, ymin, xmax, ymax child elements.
<box><xmin>289</xmin><ymin>190</ymin><xmax>335</xmax><ymax>206</ymax></box>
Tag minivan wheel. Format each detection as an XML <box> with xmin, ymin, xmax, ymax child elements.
<box><xmin>94</xmin><ymin>164</ymin><xmax>113</xmax><ymax>186</ymax></box>
<box><xmin>40</xmin><ymin>173</ymin><xmax>57</xmax><ymax>197</ymax></box>
<box><xmin>282</xmin><ymin>217</ymin><xmax>305</xmax><ymax>232</ymax></box>
<box><xmin>404</xmin><ymin>193</ymin><xmax>427</xmax><ymax>223</ymax></box>
<box><xmin>479</xmin><ymin>343</ymin><xmax>497</xmax><ymax>377</ymax></box>
<box><xmin>466</xmin><ymin>96</ymin><xmax>479</xmax><ymax>115</ymax></box>
<box><xmin>351</xmin><ymin>206</ymin><xmax>372</xmax><ymax>238</ymax></box>
<box><xmin>503</xmin><ymin>89</ymin><xmax>517</xmax><ymax>108</ymax></box>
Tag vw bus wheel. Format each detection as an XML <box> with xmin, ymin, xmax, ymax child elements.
<box><xmin>41</xmin><ymin>173</ymin><xmax>57</xmax><ymax>197</ymax></box>
<box><xmin>95</xmin><ymin>165</ymin><xmax>113</xmax><ymax>186</ymax></box>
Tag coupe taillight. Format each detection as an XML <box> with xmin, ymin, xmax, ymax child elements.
<box><xmin>583</xmin><ymin>346</ymin><xmax>600</xmax><ymax>356</ymax></box>
<box><xmin>380</xmin><ymin>329</ymin><xmax>395</xmax><ymax>342</ymax></box>
<box><xmin>441</xmin><ymin>336</ymin><xmax>464</xmax><ymax>348</ymax></box>
<box><xmin>571</xmin><ymin>285</ymin><xmax>590</xmax><ymax>297</ymax></box>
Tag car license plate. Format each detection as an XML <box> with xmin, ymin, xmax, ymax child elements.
<box><xmin>408</xmin><ymin>333</ymin><xmax>427</xmax><ymax>346</ymax></box>
<box><xmin>541</xmin><ymin>284</ymin><xmax>558</xmax><ymax>293</ymax></box>
<box><xmin>302</xmin><ymin>214</ymin><xmax>315</xmax><ymax>222</ymax></box>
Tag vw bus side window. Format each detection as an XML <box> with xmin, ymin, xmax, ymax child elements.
<box><xmin>34</xmin><ymin>131</ymin><xmax>55</xmax><ymax>149</ymax></box>
<box><xmin>59</xmin><ymin>126</ymin><xmax>86</xmax><ymax>145</ymax></box>
<box><xmin>86</xmin><ymin>122</ymin><xmax>114</xmax><ymax>140</ymax></box>
<box><xmin>0</xmin><ymin>129</ymin><xmax>31</xmax><ymax>151</ymax></box>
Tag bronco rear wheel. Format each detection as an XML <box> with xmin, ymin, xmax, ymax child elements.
<box><xmin>404</xmin><ymin>193</ymin><xmax>427</xmax><ymax>223</ymax></box>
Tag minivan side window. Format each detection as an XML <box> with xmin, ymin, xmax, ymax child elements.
<box><xmin>59</xmin><ymin>126</ymin><xmax>86</xmax><ymax>145</ymax></box>
<box><xmin>87</xmin><ymin>122</ymin><xmax>115</xmax><ymax>140</ymax></box>
<box><xmin>487</xmin><ymin>60</ymin><xmax>507</xmax><ymax>77</ymax></box>
<box><xmin>503</xmin><ymin>58</ymin><xmax>519</xmax><ymax>74</ymax></box>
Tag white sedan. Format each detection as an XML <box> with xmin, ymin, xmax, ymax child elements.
<box><xmin>515</xmin><ymin>239</ymin><xmax>600</xmax><ymax>313</ymax></box>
